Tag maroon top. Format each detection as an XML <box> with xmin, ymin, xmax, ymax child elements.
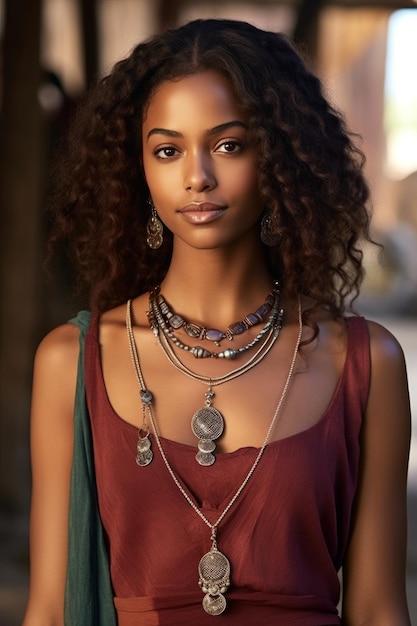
<box><xmin>85</xmin><ymin>315</ymin><xmax>370</xmax><ymax>625</ymax></box>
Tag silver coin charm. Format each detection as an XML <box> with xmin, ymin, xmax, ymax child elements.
<box><xmin>136</xmin><ymin>432</ymin><xmax>153</xmax><ymax>466</ymax></box>
<box><xmin>202</xmin><ymin>593</ymin><xmax>227</xmax><ymax>615</ymax></box>
<box><xmin>198</xmin><ymin>547</ymin><xmax>231</xmax><ymax>615</ymax></box>
<box><xmin>198</xmin><ymin>439</ymin><xmax>216</xmax><ymax>453</ymax></box>
<box><xmin>192</xmin><ymin>406</ymin><xmax>224</xmax><ymax>466</ymax></box>
<box><xmin>136</xmin><ymin>386</ymin><xmax>153</xmax><ymax>466</ymax></box>
<box><xmin>195</xmin><ymin>451</ymin><xmax>215</xmax><ymax>466</ymax></box>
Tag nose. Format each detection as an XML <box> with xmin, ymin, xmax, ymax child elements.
<box><xmin>184</xmin><ymin>151</ymin><xmax>217</xmax><ymax>193</ymax></box>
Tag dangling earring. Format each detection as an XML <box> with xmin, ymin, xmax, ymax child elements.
<box><xmin>260</xmin><ymin>210</ymin><xmax>280</xmax><ymax>247</ymax></box>
<box><xmin>146</xmin><ymin>201</ymin><xmax>164</xmax><ymax>249</ymax></box>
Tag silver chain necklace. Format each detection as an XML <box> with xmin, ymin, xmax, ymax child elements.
<box><xmin>125</xmin><ymin>298</ymin><xmax>302</xmax><ymax>616</ymax></box>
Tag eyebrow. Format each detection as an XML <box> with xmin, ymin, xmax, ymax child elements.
<box><xmin>146</xmin><ymin>120</ymin><xmax>246</xmax><ymax>140</ymax></box>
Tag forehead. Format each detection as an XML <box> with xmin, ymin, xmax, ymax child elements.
<box><xmin>142</xmin><ymin>71</ymin><xmax>246</xmax><ymax>131</ymax></box>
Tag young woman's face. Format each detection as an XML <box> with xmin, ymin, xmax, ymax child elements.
<box><xmin>142</xmin><ymin>71</ymin><xmax>264</xmax><ymax>251</ymax></box>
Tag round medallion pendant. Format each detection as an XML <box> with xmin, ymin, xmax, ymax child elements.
<box><xmin>191</xmin><ymin>407</ymin><xmax>224</xmax><ymax>440</ymax></box>
<box><xmin>199</xmin><ymin>549</ymin><xmax>230</xmax><ymax>584</ymax></box>
<box><xmin>202</xmin><ymin>593</ymin><xmax>227</xmax><ymax>615</ymax></box>
<box><xmin>198</xmin><ymin>548</ymin><xmax>231</xmax><ymax>615</ymax></box>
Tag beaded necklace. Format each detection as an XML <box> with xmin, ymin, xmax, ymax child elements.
<box><xmin>148</xmin><ymin>282</ymin><xmax>281</xmax><ymax>360</ymax></box>
<box><xmin>153</xmin><ymin>282</ymin><xmax>278</xmax><ymax>345</ymax></box>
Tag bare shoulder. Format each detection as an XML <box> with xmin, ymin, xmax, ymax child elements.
<box><xmin>364</xmin><ymin>318</ymin><xmax>411</xmax><ymax>436</ymax></box>
<box><xmin>30</xmin><ymin>324</ymin><xmax>81</xmax><ymax>480</ymax></box>
<box><xmin>32</xmin><ymin>323</ymin><xmax>82</xmax><ymax>406</ymax></box>
<box><xmin>365</xmin><ymin>319</ymin><xmax>408</xmax><ymax>373</ymax></box>
<box><xmin>30</xmin><ymin>321</ymin><xmax>81</xmax><ymax>442</ymax></box>
<box><xmin>35</xmin><ymin>322</ymin><xmax>81</xmax><ymax>372</ymax></box>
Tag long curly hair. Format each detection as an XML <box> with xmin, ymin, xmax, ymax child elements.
<box><xmin>48</xmin><ymin>18</ymin><xmax>372</xmax><ymax>315</ymax></box>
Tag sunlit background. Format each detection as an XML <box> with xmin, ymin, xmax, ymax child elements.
<box><xmin>1</xmin><ymin>2</ymin><xmax>416</xmax><ymax>624</ymax></box>
<box><xmin>385</xmin><ymin>9</ymin><xmax>417</xmax><ymax>180</ymax></box>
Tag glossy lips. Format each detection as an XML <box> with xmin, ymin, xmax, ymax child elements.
<box><xmin>178</xmin><ymin>202</ymin><xmax>227</xmax><ymax>224</ymax></box>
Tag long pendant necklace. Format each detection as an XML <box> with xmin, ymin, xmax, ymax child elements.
<box><xmin>126</xmin><ymin>299</ymin><xmax>302</xmax><ymax>615</ymax></box>
<box><xmin>148</xmin><ymin>292</ymin><xmax>284</xmax><ymax>465</ymax></box>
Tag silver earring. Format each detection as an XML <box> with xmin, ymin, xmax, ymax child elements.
<box><xmin>260</xmin><ymin>211</ymin><xmax>280</xmax><ymax>247</ymax></box>
<box><xmin>146</xmin><ymin>202</ymin><xmax>163</xmax><ymax>249</ymax></box>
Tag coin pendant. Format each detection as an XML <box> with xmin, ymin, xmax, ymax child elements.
<box><xmin>136</xmin><ymin>449</ymin><xmax>153</xmax><ymax>466</ymax></box>
<box><xmin>198</xmin><ymin>548</ymin><xmax>230</xmax><ymax>614</ymax></box>
<box><xmin>195</xmin><ymin>451</ymin><xmax>215</xmax><ymax>466</ymax></box>
<box><xmin>198</xmin><ymin>439</ymin><xmax>216</xmax><ymax>453</ymax></box>
<box><xmin>202</xmin><ymin>593</ymin><xmax>227</xmax><ymax>615</ymax></box>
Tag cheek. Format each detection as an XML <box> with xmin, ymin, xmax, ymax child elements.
<box><xmin>230</xmin><ymin>163</ymin><xmax>263</xmax><ymax>207</ymax></box>
<box><xmin>143</xmin><ymin>160</ymin><xmax>177</xmax><ymax>203</ymax></box>
<box><xmin>142</xmin><ymin>162</ymin><xmax>179</xmax><ymax>227</ymax></box>
<box><xmin>142</xmin><ymin>153</ymin><xmax>159</xmax><ymax>186</ymax></box>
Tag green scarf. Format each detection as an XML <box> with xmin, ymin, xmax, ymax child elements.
<box><xmin>64</xmin><ymin>311</ymin><xmax>117</xmax><ymax>625</ymax></box>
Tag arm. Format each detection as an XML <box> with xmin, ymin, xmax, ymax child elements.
<box><xmin>22</xmin><ymin>323</ymin><xmax>80</xmax><ymax>626</ymax></box>
<box><xmin>342</xmin><ymin>321</ymin><xmax>411</xmax><ymax>625</ymax></box>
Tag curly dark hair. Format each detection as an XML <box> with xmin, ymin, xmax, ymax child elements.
<box><xmin>48</xmin><ymin>18</ymin><xmax>372</xmax><ymax>315</ymax></box>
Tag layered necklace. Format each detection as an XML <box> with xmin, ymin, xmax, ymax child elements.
<box><xmin>125</xmin><ymin>298</ymin><xmax>302</xmax><ymax>616</ymax></box>
<box><xmin>147</xmin><ymin>285</ymin><xmax>284</xmax><ymax>465</ymax></box>
<box><xmin>151</xmin><ymin>284</ymin><xmax>279</xmax><ymax>357</ymax></box>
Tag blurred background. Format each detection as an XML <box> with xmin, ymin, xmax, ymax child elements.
<box><xmin>0</xmin><ymin>0</ymin><xmax>416</xmax><ymax>624</ymax></box>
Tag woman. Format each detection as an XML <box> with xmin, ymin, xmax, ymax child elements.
<box><xmin>22</xmin><ymin>18</ymin><xmax>411</xmax><ymax>625</ymax></box>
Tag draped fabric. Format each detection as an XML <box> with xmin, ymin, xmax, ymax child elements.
<box><xmin>64</xmin><ymin>311</ymin><xmax>117</xmax><ymax>626</ymax></box>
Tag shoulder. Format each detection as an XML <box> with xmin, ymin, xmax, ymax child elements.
<box><xmin>363</xmin><ymin>318</ymin><xmax>410</xmax><ymax>438</ymax></box>
<box><xmin>365</xmin><ymin>319</ymin><xmax>407</xmax><ymax>375</ymax></box>
<box><xmin>34</xmin><ymin>323</ymin><xmax>81</xmax><ymax>381</ymax></box>
<box><xmin>36</xmin><ymin>322</ymin><xmax>81</xmax><ymax>358</ymax></box>
<box><xmin>30</xmin><ymin>324</ymin><xmax>83</xmax><ymax>456</ymax></box>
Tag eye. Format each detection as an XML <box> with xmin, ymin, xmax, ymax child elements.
<box><xmin>153</xmin><ymin>145</ymin><xmax>180</xmax><ymax>159</ymax></box>
<box><xmin>215</xmin><ymin>140</ymin><xmax>243</xmax><ymax>154</ymax></box>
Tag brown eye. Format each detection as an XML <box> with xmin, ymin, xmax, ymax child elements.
<box><xmin>215</xmin><ymin>140</ymin><xmax>242</xmax><ymax>154</ymax></box>
<box><xmin>154</xmin><ymin>146</ymin><xmax>179</xmax><ymax>159</ymax></box>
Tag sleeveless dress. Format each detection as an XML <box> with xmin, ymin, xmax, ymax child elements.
<box><xmin>84</xmin><ymin>314</ymin><xmax>370</xmax><ymax>626</ymax></box>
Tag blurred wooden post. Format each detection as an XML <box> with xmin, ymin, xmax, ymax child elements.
<box><xmin>0</xmin><ymin>0</ymin><xmax>43</xmax><ymax>513</ymax></box>
<box><xmin>155</xmin><ymin>0</ymin><xmax>182</xmax><ymax>31</ymax></box>
<box><xmin>78</xmin><ymin>0</ymin><xmax>100</xmax><ymax>86</ymax></box>
<box><xmin>292</xmin><ymin>0</ymin><xmax>325</xmax><ymax>62</ymax></box>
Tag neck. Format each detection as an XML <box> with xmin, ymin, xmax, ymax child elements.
<box><xmin>160</xmin><ymin>240</ymin><xmax>274</xmax><ymax>328</ymax></box>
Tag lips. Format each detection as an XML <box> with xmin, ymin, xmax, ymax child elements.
<box><xmin>178</xmin><ymin>202</ymin><xmax>227</xmax><ymax>224</ymax></box>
